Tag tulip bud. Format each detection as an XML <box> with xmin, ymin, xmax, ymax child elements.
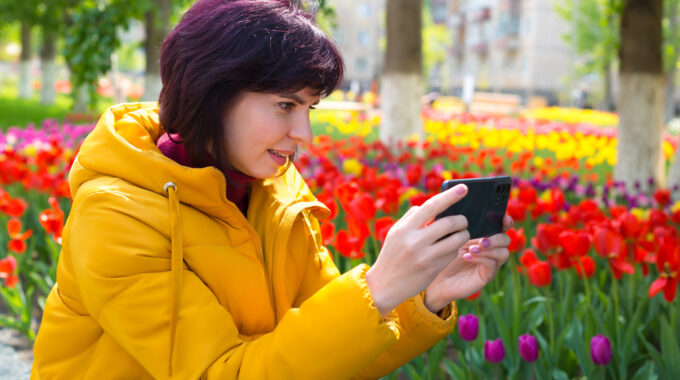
<box><xmin>518</xmin><ymin>334</ymin><xmax>539</xmax><ymax>362</ymax></box>
<box><xmin>457</xmin><ymin>314</ymin><xmax>479</xmax><ymax>342</ymax></box>
<box><xmin>590</xmin><ymin>334</ymin><xmax>612</xmax><ymax>365</ymax></box>
<box><xmin>484</xmin><ymin>338</ymin><xmax>506</xmax><ymax>363</ymax></box>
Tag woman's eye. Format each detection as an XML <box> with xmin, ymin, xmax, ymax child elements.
<box><xmin>278</xmin><ymin>102</ymin><xmax>295</xmax><ymax>111</ymax></box>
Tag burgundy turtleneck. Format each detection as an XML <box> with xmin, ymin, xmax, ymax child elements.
<box><xmin>157</xmin><ymin>133</ymin><xmax>256</xmax><ymax>216</ymax></box>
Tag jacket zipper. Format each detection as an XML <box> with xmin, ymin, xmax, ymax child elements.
<box><xmin>213</xmin><ymin>169</ymin><xmax>278</xmax><ymax>325</ymax></box>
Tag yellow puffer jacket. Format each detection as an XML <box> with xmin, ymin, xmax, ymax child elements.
<box><xmin>31</xmin><ymin>102</ymin><xmax>458</xmax><ymax>379</ymax></box>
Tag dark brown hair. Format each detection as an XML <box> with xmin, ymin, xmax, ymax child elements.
<box><xmin>158</xmin><ymin>0</ymin><xmax>344</xmax><ymax>167</ymax></box>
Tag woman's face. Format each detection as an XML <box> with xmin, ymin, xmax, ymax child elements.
<box><xmin>221</xmin><ymin>87</ymin><xmax>319</xmax><ymax>179</ymax></box>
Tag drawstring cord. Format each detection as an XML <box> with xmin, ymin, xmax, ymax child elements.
<box><xmin>164</xmin><ymin>182</ymin><xmax>182</xmax><ymax>377</ymax></box>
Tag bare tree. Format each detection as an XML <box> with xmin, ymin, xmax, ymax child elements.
<box><xmin>615</xmin><ymin>0</ymin><xmax>665</xmax><ymax>190</ymax></box>
<box><xmin>380</xmin><ymin>0</ymin><xmax>423</xmax><ymax>149</ymax></box>
<box><xmin>142</xmin><ymin>0</ymin><xmax>171</xmax><ymax>101</ymax></box>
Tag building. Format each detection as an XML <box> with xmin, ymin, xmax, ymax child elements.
<box><xmin>328</xmin><ymin>0</ymin><xmax>573</xmax><ymax>103</ymax></box>
<box><xmin>446</xmin><ymin>0</ymin><xmax>573</xmax><ymax>103</ymax></box>
<box><xmin>327</xmin><ymin>0</ymin><xmax>385</xmax><ymax>92</ymax></box>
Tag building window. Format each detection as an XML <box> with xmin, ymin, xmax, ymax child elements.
<box><xmin>333</xmin><ymin>28</ymin><xmax>344</xmax><ymax>44</ymax></box>
<box><xmin>358</xmin><ymin>3</ymin><xmax>371</xmax><ymax>18</ymax></box>
<box><xmin>356</xmin><ymin>58</ymin><xmax>368</xmax><ymax>72</ymax></box>
<box><xmin>358</xmin><ymin>30</ymin><xmax>370</xmax><ymax>46</ymax></box>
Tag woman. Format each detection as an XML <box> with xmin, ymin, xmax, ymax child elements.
<box><xmin>32</xmin><ymin>0</ymin><xmax>511</xmax><ymax>379</ymax></box>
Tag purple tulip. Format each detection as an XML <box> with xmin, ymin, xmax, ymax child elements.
<box><xmin>590</xmin><ymin>334</ymin><xmax>612</xmax><ymax>365</ymax></box>
<box><xmin>484</xmin><ymin>338</ymin><xmax>506</xmax><ymax>363</ymax></box>
<box><xmin>518</xmin><ymin>334</ymin><xmax>539</xmax><ymax>362</ymax></box>
<box><xmin>457</xmin><ymin>314</ymin><xmax>479</xmax><ymax>342</ymax></box>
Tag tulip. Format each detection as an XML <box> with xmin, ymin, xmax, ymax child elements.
<box><xmin>590</xmin><ymin>334</ymin><xmax>612</xmax><ymax>365</ymax></box>
<box><xmin>518</xmin><ymin>334</ymin><xmax>539</xmax><ymax>362</ymax></box>
<box><xmin>484</xmin><ymin>338</ymin><xmax>506</xmax><ymax>363</ymax></box>
<box><xmin>457</xmin><ymin>314</ymin><xmax>478</xmax><ymax>342</ymax></box>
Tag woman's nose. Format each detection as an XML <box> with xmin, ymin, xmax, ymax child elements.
<box><xmin>289</xmin><ymin>114</ymin><xmax>314</xmax><ymax>144</ymax></box>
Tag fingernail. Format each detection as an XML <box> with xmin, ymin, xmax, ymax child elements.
<box><xmin>481</xmin><ymin>239</ymin><xmax>491</xmax><ymax>249</ymax></box>
<box><xmin>508</xmin><ymin>215</ymin><xmax>514</xmax><ymax>225</ymax></box>
<box><xmin>456</xmin><ymin>184</ymin><xmax>467</xmax><ymax>194</ymax></box>
<box><xmin>463</xmin><ymin>253</ymin><xmax>473</xmax><ymax>260</ymax></box>
<box><xmin>470</xmin><ymin>245</ymin><xmax>481</xmax><ymax>254</ymax></box>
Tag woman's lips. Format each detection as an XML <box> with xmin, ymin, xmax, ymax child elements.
<box><xmin>268</xmin><ymin>149</ymin><xmax>289</xmax><ymax>165</ymax></box>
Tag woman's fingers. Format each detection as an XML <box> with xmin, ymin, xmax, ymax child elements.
<box><xmin>466</xmin><ymin>247</ymin><xmax>509</xmax><ymax>266</ymax></box>
<box><xmin>422</xmin><ymin>215</ymin><xmax>468</xmax><ymax>243</ymax></box>
<box><xmin>429</xmin><ymin>228</ymin><xmax>471</xmax><ymax>257</ymax></box>
<box><xmin>468</xmin><ymin>232</ymin><xmax>511</xmax><ymax>253</ymax></box>
<box><xmin>406</xmin><ymin>184</ymin><xmax>468</xmax><ymax>228</ymax></box>
<box><xmin>502</xmin><ymin>214</ymin><xmax>514</xmax><ymax>232</ymax></box>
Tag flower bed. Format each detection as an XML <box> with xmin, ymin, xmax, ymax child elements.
<box><xmin>1</xmin><ymin>112</ymin><xmax>679</xmax><ymax>379</ymax></box>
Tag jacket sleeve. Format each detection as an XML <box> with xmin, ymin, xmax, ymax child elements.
<box><xmin>69</xmin><ymin>191</ymin><xmax>403</xmax><ymax>380</ymax></box>
<box><xmin>295</xmin><ymin>215</ymin><xmax>458</xmax><ymax>380</ymax></box>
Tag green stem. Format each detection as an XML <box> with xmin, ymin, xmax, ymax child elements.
<box><xmin>672</xmin><ymin>298</ymin><xmax>677</xmax><ymax>343</ymax></box>
<box><xmin>510</xmin><ymin>255</ymin><xmax>521</xmax><ymax>337</ymax></box>
<box><xmin>544</xmin><ymin>286</ymin><xmax>555</xmax><ymax>362</ymax></box>
<box><xmin>466</xmin><ymin>342</ymin><xmax>473</xmax><ymax>380</ymax></box>
<box><xmin>601</xmin><ymin>366</ymin><xmax>605</xmax><ymax>380</ymax></box>
<box><xmin>611</xmin><ymin>275</ymin><xmax>620</xmax><ymax>344</ymax></box>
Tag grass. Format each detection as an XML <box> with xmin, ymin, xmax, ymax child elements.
<box><xmin>0</xmin><ymin>79</ymin><xmax>115</xmax><ymax>130</ymax></box>
<box><xmin>0</xmin><ymin>86</ymin><xmax>73</xmax><ymax>130</ymax></box>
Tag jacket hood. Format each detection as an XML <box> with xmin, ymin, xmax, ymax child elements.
<box><xmin>70</xmin><ymin>102</ymin><xmax>329</xmax><ymax>221</ymax></box>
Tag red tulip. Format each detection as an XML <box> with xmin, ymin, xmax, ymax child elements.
<box><xmin>507</xmin><ymin>227</ymin><xmax>526</xmax><ymax>253</ymax></box>
<box><xmin>320</xmin><ymin>221</ymin><xmax>335</xmax><ymax>246</ymax></box>
<box><xmin>527</xmin><ymin>261</ymin><xmax>552</xmax><ymax>287</ymax></box>
<box><xmin>334</xmin><ymin>230</ymin><xmax>365</xmax><ymax>259</ymax></box>
<box><xmin>7</xmin><ymin>218</ymin><xmax>32</xmax><ymax>254</ymax></box>
<box><xmin>373</xmin><ymin>217</ymin><xmax>395</xmax><ymax>243</ymax></box>
<box><xmin>593</xmin><ymin>228</ymin><xmax>622</xmax><ymax>258</ymax></box>
<box><xmin>574</xmin><ymin>256</ymin><xmax>596</xmax><ymax>278</ymax></box>
<box><xmin>649</xmin><ymin>241</ymin><xmax>680</xmax><ymax>302</ymax></box>
<box><xmin>39</xmin><ymin>197</ymin><xmax>64</xmax><ymax>244</ymax></box>
<box><xmin>0</xmin><ymin>255</ymin><xmax>17</xmax><ymax>278</ymax></box>
<box><xmin>653</xmin><ymin>188</ymin><xmax>671</xmax><ymax>207</ymax></box>
<box><xmin>559</xmin><ymin>230</ymin><xmax>591</xmax><ymax>258</ymax></box>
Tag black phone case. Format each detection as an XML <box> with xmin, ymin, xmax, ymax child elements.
<box><xmin>435</xmin><ymin>176</ymin><xmax>512</xmax><ymax>240</ymax></box>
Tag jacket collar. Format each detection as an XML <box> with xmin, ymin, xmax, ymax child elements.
<box><xmin>70</xmin><ymin>102</ymin><xmax>329</xmax><ymax>222</ymax></box>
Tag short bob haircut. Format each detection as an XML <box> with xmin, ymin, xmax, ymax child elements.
<box><xmin>158</xmin><ymin>0</ymin><xmax>344</xmax><ymax>168</ymax></box>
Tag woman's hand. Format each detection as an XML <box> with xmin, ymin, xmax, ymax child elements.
<box><xmin>366</xmin><ymin>184</ymin><xmax>470</xmax><ymax>317</ymax></box>
<box><xmin>422</xmin><ymin>215</ymin><xmax>513</xmax><ymax>314</ymax></box>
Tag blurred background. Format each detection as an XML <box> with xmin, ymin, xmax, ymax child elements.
<box><xmin>1</xmin><ymin>1</ymin><xmax>680</xmax><ymax>379</ymax></box>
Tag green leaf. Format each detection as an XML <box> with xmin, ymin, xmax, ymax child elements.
<box><xmin>630</xmin><ymin>360</ymin><xmax>658</xmax><ymax>380</ymax></box>
<box><xmin>0</xmin><ymin>315</ymin><xmax>22</xmax><ymax>330</ymax></box>
<box><xmin>660</xmin><ymin>316</ymin><xmax>680</xmax><ymax>378</ymax></box>
<box><xmin>426</xmin><ymin>340</ymin><xmax>447</xmax><ymax>379</ymax></box>
<box><xmin>551</xmin><ymin>368</ymin><xmax>569</xmax><ymax>380</ymax></box>
<box><xmin>638</xmin><ymin>330</ymin><xmax>670</xmax><ymax>380</ymax></box>
<box><xmin>403</xmin><ymin>363</ymin><xmax>423</xmax><ymax>380</ymax></box>
<box><xmin>442</xmin><ymin>358</ymin><xmax>466</xmax><ymax>379</ymax></box>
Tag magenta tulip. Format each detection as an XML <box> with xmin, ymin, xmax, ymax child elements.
<box><xmin>484</xmin><ymin>338</ymin><xmax>506</xmax><ymax>363</ymax></box>
<box><xmin>457</xmin><ymin>314</ymin><xmax>479</xmax><ymax>341</ymax></box>
<box><xmin>518</xmin><ymin>334</ymin><xmax>539</xmax><ymax>362</ymax></box>
<box><xmin>590</xmin><ymin>334</ymin><xmax>612</xmax><ymax>365</ymax></box>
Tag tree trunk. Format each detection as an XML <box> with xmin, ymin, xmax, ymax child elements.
<box><xmin>604</xmin><ymin>60</ymin><xmax>615</xmax><ymax>111</ymax></box>
<box><xmin>666</xmin><ymin>66</ymin><xmax>677</xmax><ymax>121</ymax></box>
<box><xmin>19</xmin><ymin>22</ymin><xmax>32</xmax><ymax>99</ymax></box>
<box><xmin>72</xmin><ymin>85</ymin><xmax>90</xmax><ymax>114</ymax></box>
<box><xmin>665</xmin><ymin>0</ymin><xmax>679</xmax><ymax>121</ymax></box>
<box><xmin>40</xmin><ymin>31</ymin><xmax>57</xmax><ymax>104</ymax></box>
<box><xmin>143</xmin><ymin>0</ymin><xmax>171</xmax><ymax>102</ymax></box>
<box><xmin>615</xmin><ymin>0</ymin><xmax>665</xmax><ymax>191</ymax></box>
<box><xmin>380</xmin><ymin>0</ymin><xmax>423</xmax><ymax>149</ymax></box>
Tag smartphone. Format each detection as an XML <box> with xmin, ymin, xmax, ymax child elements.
<box><xmin>435</xmin><ymin>176</ymin><xmax>512</xmax><ymax>240</ymax></box>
